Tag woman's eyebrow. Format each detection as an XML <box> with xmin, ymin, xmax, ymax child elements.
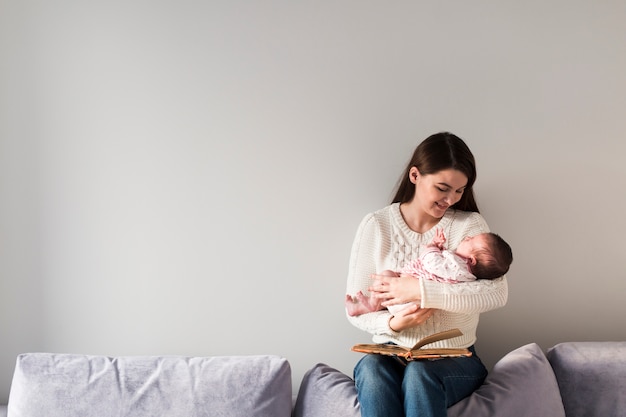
<box><xmin>436</xmin><ymin>182</ymin><xmax>466</xmax><ymax>190</ymax></box>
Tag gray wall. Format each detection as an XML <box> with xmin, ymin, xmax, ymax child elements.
<box><xmin>1</xmin><ymin>0</ymin><xmax>626</xmax><ymax>403</ymax></box>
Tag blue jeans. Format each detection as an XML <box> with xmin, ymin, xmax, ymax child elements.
<box><xmin>354</xmin><ymin>346</ymin><xmax>487</xmax><ymax>417</ymax></box>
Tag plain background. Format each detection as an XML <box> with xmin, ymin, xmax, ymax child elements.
<box><xmin>1</xmin><ymin>0</ymin><xmax>626</xmax><ymax>403</ymax></box>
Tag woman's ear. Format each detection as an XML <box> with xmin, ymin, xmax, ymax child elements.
<box><xmin>409</xmin><ymin>167</ymin><xmax>420</xmax><ymax>184</ymax></box>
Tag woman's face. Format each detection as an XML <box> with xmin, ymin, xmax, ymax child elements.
<box><xmin>411</xmin><ymin>168</ymin><xmax>468</xmax><ymax>219</ymax></box>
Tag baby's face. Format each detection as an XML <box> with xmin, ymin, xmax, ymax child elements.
<box><xmin>456</xmin><ymin>233</ymin><xmax>489</xmax><ymax>259</ymax></box>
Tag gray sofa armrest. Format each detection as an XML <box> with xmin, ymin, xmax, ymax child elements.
<box><xmin>546</xmin><ymin>341</ymin><xmax>626</xmax><ymax>417</ymax></box>
<box><xmin>8</xmin><ymin>353</ymin><xmax>292</xmax><ymax>417</ymax></box>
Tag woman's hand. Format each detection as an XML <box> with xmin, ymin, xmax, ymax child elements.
<box><xmin>388</xmin><ymin>305</ymin><xmax>434</xmax><ymax>332</ymax></box>
<box><xmin>368</xmin><ymin>273</ymin><xmax>422</xmax><ymax>307</ymax></box>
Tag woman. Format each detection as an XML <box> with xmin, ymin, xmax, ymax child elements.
<box><xmin>345</xmin><ymin>132</ymin><xmax>508</xmax><ymax>417</ymax></box>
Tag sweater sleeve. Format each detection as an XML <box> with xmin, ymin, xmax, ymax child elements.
<box><xmin>420</xmin><ymin>211</ymin><xmax>509</xmax><ymax>313</ymax></box>
<box><xmin>420</xmin><ymin>276</ymin><xmax>508</xmax><ymax>313</ymax></box>
<box><xmin>345</xmin><ymin>213</ymin><xmax>398</xmax><ymax>337</ymax></box>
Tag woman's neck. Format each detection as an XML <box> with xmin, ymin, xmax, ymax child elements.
<box><xmin>399</xmin><ymin>202</ymin><xmax>440</xmax><ymax>234</ymax></box>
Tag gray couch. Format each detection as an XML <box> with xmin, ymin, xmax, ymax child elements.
<box><xmin>4</xmin><ymin>354</ymin><xmax>292</xmax><ymax>417</ymax></box>
<box><xmin>293</xmin><ymin>341</ymin><xmax>626</xmax><ymax>417</ymax></box>
<box><xmin>2</xmin><ymin>341</ymin><xmax>625</xmax><ymax>417</ymax></box>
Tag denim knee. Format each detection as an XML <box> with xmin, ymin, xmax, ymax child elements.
<box><xmin>354</xmin><ymin>354</ymin><xmax>388</xmax><ymax>380</ymax></box>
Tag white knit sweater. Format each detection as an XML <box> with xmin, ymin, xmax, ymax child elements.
<box><xmin>345</xmin><ymin>203</ymin><xmax>508</xmax><ymax>349</ymax></box>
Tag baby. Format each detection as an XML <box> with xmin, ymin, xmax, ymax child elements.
<box><xmin>345</xmin><ymin>228</ymin><xmax>513</xmax><ymax>316</ymax></box>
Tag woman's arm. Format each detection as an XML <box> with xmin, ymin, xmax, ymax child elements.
<box><xmin>345</xmin><ymin>214</ymin><xmax>396</xmax><ymax>336</ymax></box>
<box><xmin>420</xmin><ymin>276</ymin><xmax>508</xmax><ymax>313</ymax></box>
<box><xmin>346</xmin><ymin>212</ymin><xmax>434</xmax><ymax>336</ymax></box>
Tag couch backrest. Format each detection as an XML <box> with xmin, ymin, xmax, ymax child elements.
<box><xmin>546</xmin><ymin>342</ymin><xmax>626</xmax><ymax>417</ymax></box>
<box><xmin>7</xmin><ymin>353</ymin><xmax>292</xmax><ymax>417</ymax></box>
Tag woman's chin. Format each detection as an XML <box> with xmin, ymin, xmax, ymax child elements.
<box><xmin>432</xmin><ymin>204</ymin><xmax>449</xmax><ymax>217</ymax></box>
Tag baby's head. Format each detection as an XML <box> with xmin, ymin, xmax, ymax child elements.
<box><xmin>456</xmin><ymin>232</ymin><xmax>513</xmax><ymax>280</ymax></box>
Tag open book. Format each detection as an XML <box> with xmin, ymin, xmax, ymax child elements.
<box><xmin>351</xmin><ymin>328</ymin><xmax>472</xmax><ymax>360</ymax></box>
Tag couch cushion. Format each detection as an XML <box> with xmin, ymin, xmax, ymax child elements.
<box><xmin>7</xmin><ymin>353</ymin><xmax>292</xmax><ymax>417</ymax></box>
<box><xmin>546</xmin><ymin>341</ymin><xmax>626</xmax><ymax>417</ymax></box>
<box><xmin>295</xmin><ymin>344</ymin><xmax>566</xmax><ymax>417</ymax></box>
<box><xmin>448</xmin><ymin>343</ymin><xmax>566</xmax><ymax>417</ymax></box>
<box><xmin>293</xmin><ymin>363</ymin><xmax>360</xmax><ymax>417</ymax></box>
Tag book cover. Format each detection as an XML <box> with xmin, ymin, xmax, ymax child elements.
<box><xmin>351</xmin><ymin>328</ymin><xmax>472</xmax><ymax>360</ymax></box>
